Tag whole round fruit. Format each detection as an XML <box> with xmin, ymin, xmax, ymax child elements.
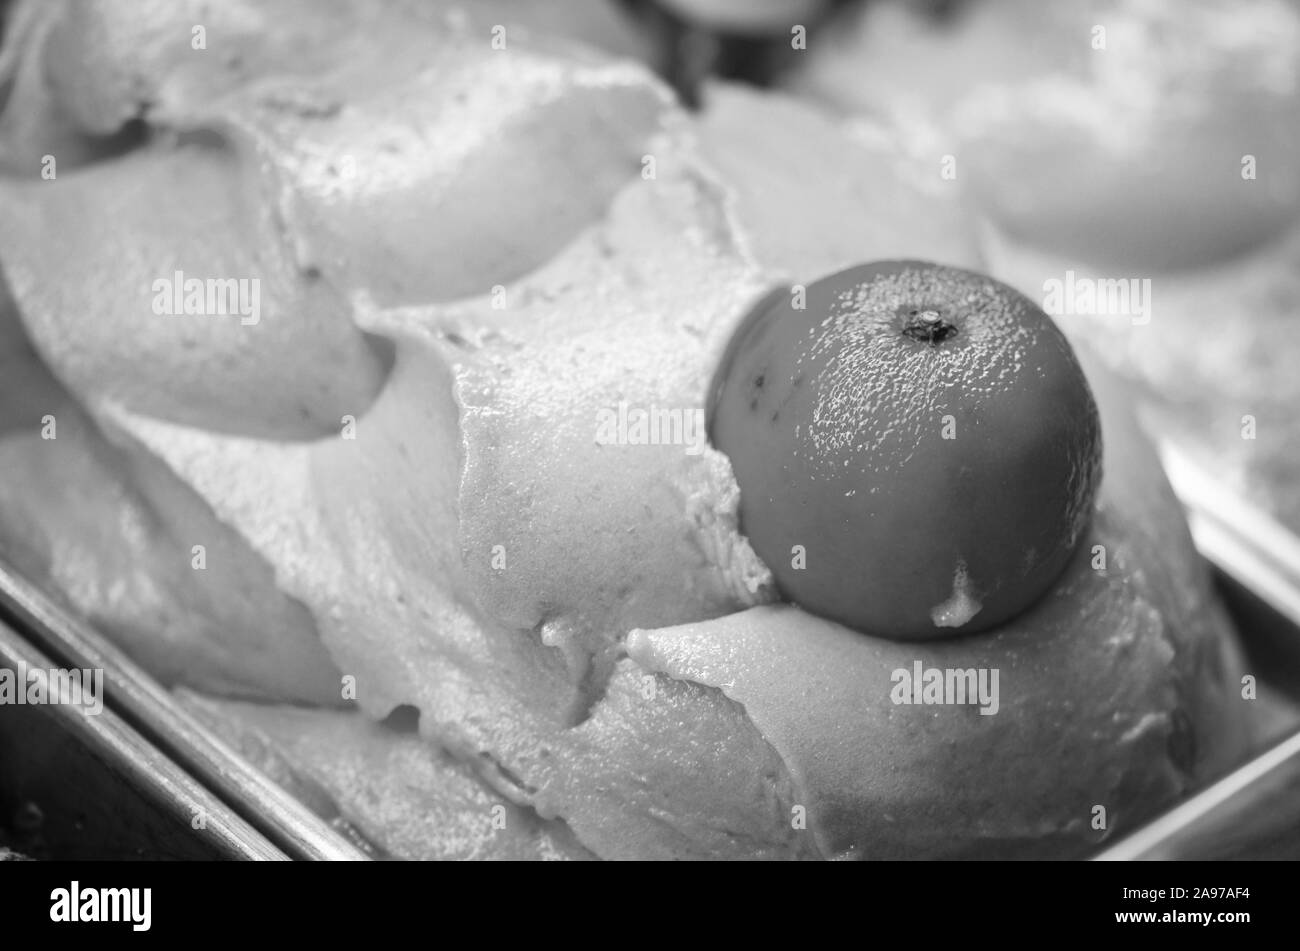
<box><xmin>709</xmin><ymin>260</ymin><xmax>1102</xmax><ymax>640</ymax></box>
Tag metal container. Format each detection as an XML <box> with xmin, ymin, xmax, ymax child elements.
<box><xmin>0</xmin><ymin>619</ymin><xmax>287</xmax><ymax>860</ymax></box>
<box><xmin>0</xmin><ymin>563</ymin><xmax>368</xmax><ymax>861</ymax></box>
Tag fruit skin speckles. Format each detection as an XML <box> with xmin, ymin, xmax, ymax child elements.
<box><xmin>708</xmin><ymin>261</ymin><xmax>1103</xmax><ymax>641</ymax></box>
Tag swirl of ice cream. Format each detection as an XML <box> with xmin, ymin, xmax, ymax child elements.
<box><xmin>0</xmin><ymin>0</ymin><xmax>1256</xmax><ymax>858</ymax></box>
<box><xmin>788</xmin><ymin>0</ymin><xmax>1300</xmax><ymax>270</ymax></box>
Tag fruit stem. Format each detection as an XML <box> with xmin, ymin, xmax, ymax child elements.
<box><xmin>901</xmin><ymin>309</ymin><xmax>959</xmax><ymax>345</ymax></box>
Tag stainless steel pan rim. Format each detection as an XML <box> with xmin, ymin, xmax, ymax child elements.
<box><xmin>0</xmin><ymin>559</ymin><xmax>369</xmax><ymax>861</ymax></box>
<box><xmin>0</xmin><ymin>617</ymin><xmax>288</xmax><ymax>861</ymax></box>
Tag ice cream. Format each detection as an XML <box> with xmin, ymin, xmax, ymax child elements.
<box><xmin>0</xmin><ymin>0</ymin><xmax>1261</xmax><ymax>858</ymax></box>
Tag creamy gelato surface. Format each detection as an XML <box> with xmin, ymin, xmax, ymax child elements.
<box><xmin>0</xmin><ymin>0</ymin><xmax>1256</xmax><ymax>858</ymax></box>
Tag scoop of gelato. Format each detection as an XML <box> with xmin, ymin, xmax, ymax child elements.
<box><xmin>0</xmin><ymin>2</ymin><xmax>1262</xmax><ymax>859</ymax></box>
